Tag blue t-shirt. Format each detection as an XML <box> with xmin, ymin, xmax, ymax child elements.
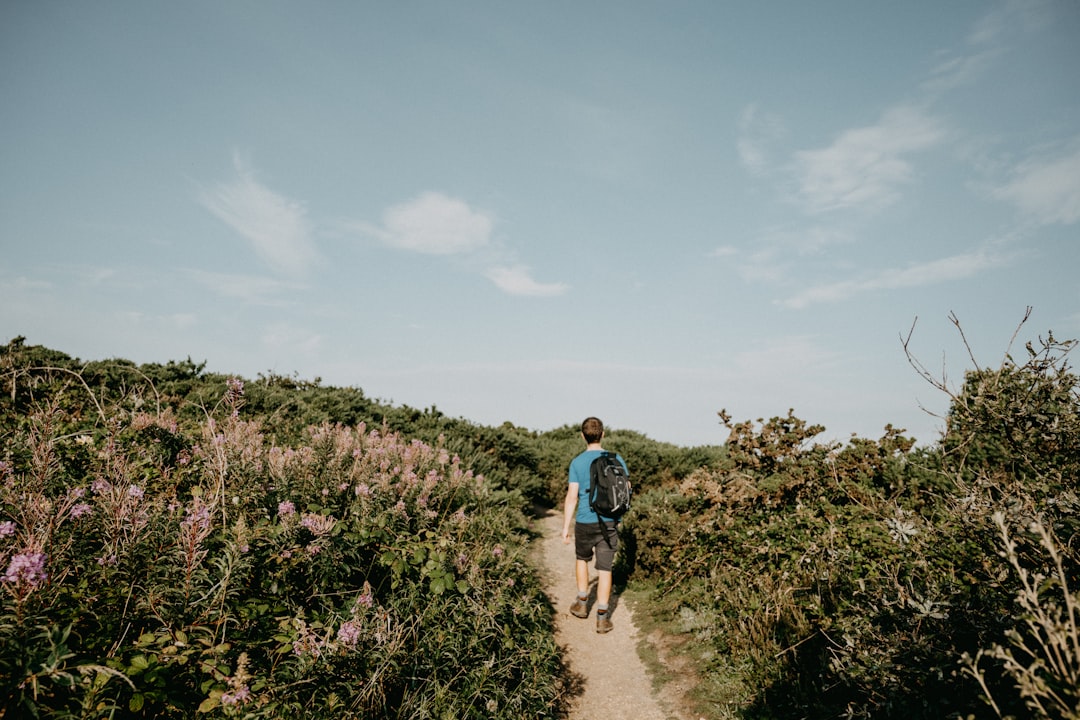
<box><xmin>569</xmin><ymin>449</ymin><xmax>628</xmax><ymax>524</ymax></box>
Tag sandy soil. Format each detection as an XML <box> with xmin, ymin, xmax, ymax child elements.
<box><xmin>535</xmin><ymin>506</ymin><xmax>693</xmax><ymax>720</ymax></box>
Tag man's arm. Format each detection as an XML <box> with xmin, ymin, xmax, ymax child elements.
<box><xmin>562</xmin><ymin>483</ymin><xmax>578</xmax><ymax>544</ymax></box>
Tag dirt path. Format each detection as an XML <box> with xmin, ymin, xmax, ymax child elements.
<box><xmin>535</xmin><ymin>506</ymin><xmax>688</xmax><ymax>719</ymax></box>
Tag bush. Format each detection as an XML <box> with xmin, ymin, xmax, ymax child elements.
<box><xmin>0</xmin><ymin>374</ymin><xmax>561</xmax><ymax>718</ymax></box>
<box><xmin>620</xmin><ymin>315</ymin><xmax>1080</xmax><ymax>718</ymax></box>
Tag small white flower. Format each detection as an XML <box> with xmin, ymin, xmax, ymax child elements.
<box><xmin>886</xmin><ymin>517</ymin><xmax>919</xmax><ymax>544</ymax></box>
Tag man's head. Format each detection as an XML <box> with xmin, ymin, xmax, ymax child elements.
<box><xmin>581</xmin><ymin>417</ymin><xmax>604</xmax><ymax>444</ymax></box>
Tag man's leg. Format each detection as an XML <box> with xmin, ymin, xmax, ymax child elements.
<box><xmin>595</xmin><ymin>569</ymin><xmax>614</xmax><ymax>633</ymax></box>
<box><xmin>569</xmin><ymin>558</ymin><xmax>591</xmax><ymax>618</ymax></box>
<box><xmin>576</xmin><ymin>559</ymin><xmax>590</xmax><ymax>596</ymax></box>
<box><xmin>594</xmin><ymin>529</ymin><xmax>617</xmax><ymax>634</ymax></box>
<box><xmin>596</xmin><ymin>569</ymin><xmax>612</xmax><ymax>607</ymax></box>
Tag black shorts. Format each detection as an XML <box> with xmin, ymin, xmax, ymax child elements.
<box><xmin>574</xmin><ymin>521</ymin><xmax>619</xmax><ymax>572</ymax></box>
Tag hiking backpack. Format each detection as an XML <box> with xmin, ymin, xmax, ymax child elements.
<box><xmin>588</xmin><ymin>451</ymin><xmax>632</xmax><ymax>519</ymax></box>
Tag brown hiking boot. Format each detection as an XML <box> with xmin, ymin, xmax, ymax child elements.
<box><xmin>596</xmin><ymin>612</ymin><xmax>613</xmax><ymax>634</ymax></box>
<box><xmin>569</xmin><ymin>598</ymin><xmax>588</xmax><ymax>618</ymax></box>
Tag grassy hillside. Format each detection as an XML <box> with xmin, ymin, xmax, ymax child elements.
<box><xmin>3</xmin><ymin>331</ymin><xmax>1078</xmax><ymax>719</ymax></box>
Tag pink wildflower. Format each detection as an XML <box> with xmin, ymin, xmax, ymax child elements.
<box><xmin>2</xmin><ymin>551</ymin><xmax>47</xmax><ymax>587</ymax></box>
<box><xmin>337</xmin><ymin>620</ymin><xmax>362</xmax><ymax>647</ymax></box>
<box><xmin>0</xmin><ymin>521</ymin><xmax>14</xmax><ymax>537</ymax></box>
<box><xmin>492</xmin><ymin>545</ymin><xmax>505</xmax><ymax>559</ymax></box>
<box><xmin>71</xmin><ymin>503</ymin><xmax>92</xmax><ymax>519</ymax></box>
<box><xmin>183</xmin><ymin>500</ymin><xmax>211</xmax><ymax>531</ymax></box>
<box><xmin>300</xmin><ymin>513</ymin><xmax>336</xmax><ymax>537</ymax></box>
<box><xmin>226</xmin><ymin>377</ymin><xmax>245</xmax><ymax>397</ymax></box>
<box><xmin>277</xmin><ymin>501</ymin><xmax>296</xmax><ymax>517</ymax></box>
<box><xmin>221</xmin><ymin>685</ymin><xmax>251</xmax><ymax>706</ymax></box>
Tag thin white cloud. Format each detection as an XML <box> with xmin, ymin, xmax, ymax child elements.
<box><xmin>737</xmin><ymin>104</ymin><xmax>786</xmax><ymax>177</ymax></box>
<box><xmin>117</xmin><ymin>311</ymin><xmax>198</xmax><ymax>330</ymax></box>
<box><xmin>924</xmin><ymin>0</ymin><xmax>1051</xmax><ymax>95</ymax></box>
<box><xmin>792</xmin><ymin>106</ymin><xmax>944</xmax><ymax>214</ymax></box>
<box><xmin>484</xmin><ymin>265</ymin><xmax>568</xmax><ymax>297</ymax></box>
<box><xmin>995</xmin><ymin>140</ymin><xmax>1080</xmax><ymax>226</ymax></box>
<box><xmin>969</xmin><ymin>0</ymin><xmax>1052</xmax><ymax>46</ymax></box>
<box><xmin>782</xmin><ymin>247</ymin><xmax>1009</xmax><ymax>309</ymax></box>
<box><xmin>359</xmin><ymin>192</ymin><xmax>568</xmax><ymax>297</ymax></box>
<box><xmin>6</xmin><ymin>275</ymin><xmax>53</xmax><ymax>291</ymax></box>
<box><xmin>200</xmin><ymin>155</ymin><xmax>318</xmax><ymax>277</ymax></box>
<box><xmin>733</xmin><ymin>226</ymin><xmax>853</xmax><ymax>285</ymax></box>
<box><xmin>922</xmin><ymin>50</ymin><xmax>998</xmax><ymax>95</ymax></box>
<box><xmin>262</xmin><ymin>323</ymin><xmax>323</xmax><ymax>355</ymax></box>
<box><xmin>184</xmin><ymin>269</ymin><xmax>301</xmax><ymax>305</ymax></box>
<box><xmin>367</xmin><ymin>192</ymin><xmax>493</xmax><ymax>255</ymax></box>
<box><xmin>709</xmin><ymin>245</ymin><xmax>739</xmax><ymax>258</ymax></box>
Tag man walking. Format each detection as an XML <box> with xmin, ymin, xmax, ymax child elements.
<box><xmin>562</xmin><ymin>416</ymin><xmax>629</xmax><ymax>634</ymax></box>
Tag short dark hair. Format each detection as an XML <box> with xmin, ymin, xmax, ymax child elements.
<box><xmin>581</xmin><ymin>417</ymin><xmax>604</xmax><ymax>444</ymax></box>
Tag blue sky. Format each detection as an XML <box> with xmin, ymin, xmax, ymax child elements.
<box><xmin>2</xmin><ymin>1</ymin><xmax>1078</xmax><ymax>447</ymax></box>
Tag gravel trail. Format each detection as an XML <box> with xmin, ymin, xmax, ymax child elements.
<box><xmin>536</xmin><ymin>506</ymin><xmax>678</xmax><ymax>719</ymax></box>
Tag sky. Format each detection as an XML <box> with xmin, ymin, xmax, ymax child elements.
<box><xmin>2</xmin><ymin>1</ymin><xmax>1079</xmax><ymax>448</ymax></box>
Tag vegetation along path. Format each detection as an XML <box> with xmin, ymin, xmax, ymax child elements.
<box><xmin>536</xmin><ymin>506</ymin><xmax>695</xmax><ymax>720</ymax></box>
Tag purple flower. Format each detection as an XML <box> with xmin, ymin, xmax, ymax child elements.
<box><xmin>492</xmin><ymin>545</ymin><xmax>505</xmax><ymax>559</ymax></box>
<box><xmin>337</xmin><ymin>620</ymin><xmax>361</xmax><ymax>647</ymax></box>
<box><xmin>277</xmin><ymin>501</ymin><xmax>296</xmax><ymax>517</ymax></box>
<box><xmin>183</xmin><ymin>500</ymin><xmax>211</xmax><ymax>530</ymax></box>
<box><xmin>71</xmin><ymin>503</ymin><xmax>92</xmax><ymax>519</ymax></box>
<box><xmin>226</xmin><ymin>377</ymin><xmax>245</xmax><ymax>397</ymax></box>
<box><xmin>0</xmin><ymin>521</ymin><xmax>15</xmax><ymax>537</ymax></box>
<box><xmin>91</xmin><ymin>478</ymin><xmax>111</xmax><ymax>495</ymax></box>
<box><xmin>221</xmin><ymin>685</ymin><xmax>250</xmax><ymax>706</ymax></box>
<box><xmin>300</xmin><ymin>513</ymin><xmax>335</xmax><ymax>537</ymax></box>
<box><xmin>127</xmin><ymin>485</ymin><xmax>144</xmax><ymax>500</ymax></box>
<box><xmin>1</xmin><ymin>551</ymin><xmax>47</xmax><ymax>587</ymax></box>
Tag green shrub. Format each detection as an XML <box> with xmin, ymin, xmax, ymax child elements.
<box><xmin>0</xmin><ymin>373</ymin><xmax>560</xmax><ymax>718</ymax></box>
